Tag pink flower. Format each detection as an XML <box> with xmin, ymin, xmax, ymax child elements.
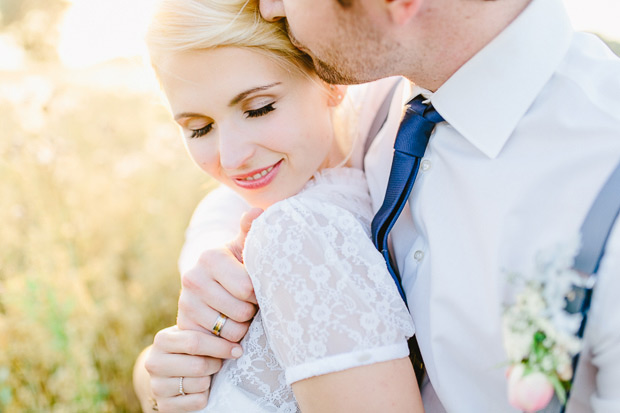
<box><xmin>507</xmin><ymin>364</ymin><xmax>555</xmax><ymax>412</ymax></box>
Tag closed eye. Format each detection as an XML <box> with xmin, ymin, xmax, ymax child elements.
<box><xmin>245</xmin><ymin>102</ymin><xmax>276</xmax><ymax>118</ymax></box>
<box><xmin>189</xmin><ymin>123</ymin><xmax>213</xmax><ymax>138</ymax></box>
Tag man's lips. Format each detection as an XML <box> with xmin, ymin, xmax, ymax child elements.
<box><xmin>232</xmin><ymin>160</ymin><xmax>282</xmax><ymax>189</ymax></box>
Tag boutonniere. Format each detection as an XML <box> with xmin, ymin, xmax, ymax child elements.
<box><xmin>502</xmin><ymin>238</ymin><xmax>588</xmax><ymax>412</ymax></box>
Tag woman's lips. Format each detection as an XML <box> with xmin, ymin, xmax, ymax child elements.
<box><xmin>232</xmin><ymin>160</ymin><xmax>282</xmax><ymax>189</ymax></box>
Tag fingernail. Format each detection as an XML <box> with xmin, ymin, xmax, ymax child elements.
<box><xmin>231</xmin><ymin>347</ymin><xmax>243</xmax><ymax>358</ymax></box>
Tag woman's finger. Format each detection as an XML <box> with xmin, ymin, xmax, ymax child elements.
<box><xmin>227</xmin><ymin>207</ymin><xmax>264</xmax><ymax>262</ymax></box>
<box><xmin>190</xmin><ymin>248</ymin><xmax>258</xmax><ymax>309</ymax></box>
<box><xmin>151</xmin><ymin>375</ymin><xmax>212</xmax><ymax>398</ymax></box>
<box><xmin>155</xmin><ymin>391</ymin><xmax>209</xmax><ymax>413</ymax></box>
<box><xmin>177</xmin><ymin>297</ymin><xmax>252</xmax><ymax>344</ymax></box>
<box><xmin>156</xmin><ymin>326</ymin><xmax>244</xmax><ymax>359</ymax></box>
<box><xmin>147</xmin><ymin>352</ymin><xmax>222</xmax><ymax>379</ymax></box>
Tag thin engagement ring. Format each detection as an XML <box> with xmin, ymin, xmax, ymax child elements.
<box><xmin>179</xmin><ymin>376</ymin><xmax>186</xmax><ymax>396</ymax></box>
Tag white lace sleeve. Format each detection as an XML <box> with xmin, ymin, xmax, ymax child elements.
<box><xmin>243</xmin><ymin>196</ymin><xmax>415</xmax><ymax>385</ymax></box>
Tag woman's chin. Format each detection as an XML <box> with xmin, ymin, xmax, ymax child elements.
<box><xmin>232</xmin><ymin>181</ymin><xmax>308</xmax><ymax>211</ymax></box>
<box><xmin>239</xmin><ymin>193</ymin><xmax>278</xmax><ymax>211</ymax></box>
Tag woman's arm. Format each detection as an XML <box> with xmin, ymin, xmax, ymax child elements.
<box><xmin>244</xmin><ymin>195</ymin><xmax>421</xmax><ymax>412</ymax></box>
<box><xmin>293</xmin><ymin>357</ymin><xmax>422</xmax><ymax>413</ymax></box>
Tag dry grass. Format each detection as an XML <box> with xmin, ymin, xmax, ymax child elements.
<box><xmin>1</xmin><ymin>34</ymin><xmax>616</xmax><ymax>413</ymax></box>
<box><xmin>0</xmin><ymin>59</ymin><xmax>212</xmax><ymax>412</ymax></box>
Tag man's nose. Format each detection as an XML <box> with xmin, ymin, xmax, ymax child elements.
<box><xmin>259</xmin><ymin>0</ymin><xmax>286</xmax><ymax>22</ymax></box>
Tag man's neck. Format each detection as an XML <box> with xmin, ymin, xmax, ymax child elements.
<box><xmin>403</xmin><ymin>0</ymin><xmax>532</xmax><ymax>91</ymax></box>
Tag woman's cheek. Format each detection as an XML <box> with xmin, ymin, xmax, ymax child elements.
<box><xmin>187</xmin><ymin>141</ymin><xmax>219</xmax><ymax>175</ymax></box>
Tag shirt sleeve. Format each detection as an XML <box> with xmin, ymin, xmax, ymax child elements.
<box><xmin>243</xmin><ymin>196</ymin><xmax>415</xmax><ymax>385</ymax></box>
<box><xmin>178</xmin><ymin>185</ymin><xmax>250</xmax><ymax>274</ymax></box>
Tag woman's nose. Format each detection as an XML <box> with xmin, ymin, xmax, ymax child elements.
<box><xmin>218</xmin><ymin>129</ymin><xmax>255</xmax><ymax>171</ymax></box>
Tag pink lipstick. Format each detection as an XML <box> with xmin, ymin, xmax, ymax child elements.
<box><xmin>232</xmin><ymin>160</ymin><xmax>282</xmax><ymax>189</ymax></box>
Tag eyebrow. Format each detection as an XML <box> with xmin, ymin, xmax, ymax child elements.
<box><xmin>174</xmin><ymin>82</ymin><xmax>282</xmax><ymax>122</ymax></box>
<box><xmin>175</xmin><ymin>112</ymin><xmax>204</xmax><ymax>122</ymax></box>
<box><xmin>229</xmin><ymin>82</ymin><xmax>281</xmax><ymax>106</ymax></box>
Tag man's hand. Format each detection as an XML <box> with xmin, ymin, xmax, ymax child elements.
<box><xmin>176</xmin><ymin>208</ymin><xmax>263</xmax><ymax>341</ymax></box>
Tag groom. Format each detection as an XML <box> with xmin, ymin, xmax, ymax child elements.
<box><xmin>150</xmin><ymin>0</ymin><xmax>620</xmax><ymax>411</ymax></box>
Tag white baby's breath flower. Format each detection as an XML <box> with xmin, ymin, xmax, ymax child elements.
<box><xmin>541</xmin><ymin>356</ymin><xmax>554</xmax><ymax>371</ymax></box>
<box><xmin>504</xmin><ymin>332</ymin><xmax>532</xmax><ymax>362</ymax></box>
<box><xmin>557</xmin><ymin>361</ymin><xmax>573</xmax><ymax>381</ymax></box>
<box><xmin>502</xmin><ymin>236</ymin><xmax>586</xmax><ymax>410</ymax></box>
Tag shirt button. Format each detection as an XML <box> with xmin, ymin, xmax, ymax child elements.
<box><xmin>413</xmin><ymin>250</ymin><xmax>425</xmax><ymax>261</ymax></box>
<box><xmin>421</xmin><ymin>159</ymin><xmax>432</xmax><ymax>172</ymax></box>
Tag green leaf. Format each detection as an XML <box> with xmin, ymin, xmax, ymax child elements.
<box><xmin>548</xmin><ymin>374</ymin><xmax>567</xmax><ymax>404</ymax></box>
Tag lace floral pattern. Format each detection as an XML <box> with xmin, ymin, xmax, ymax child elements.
<box><xmin>202</xmin><ymin>168</ymin><xmax>414</xmax><ymax>412</ymax></box>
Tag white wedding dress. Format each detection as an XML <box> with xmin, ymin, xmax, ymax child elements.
<box><xmin>201</xmin><ymin>168</ymin><xmax>414</xmax><ymax>413</ymax></box>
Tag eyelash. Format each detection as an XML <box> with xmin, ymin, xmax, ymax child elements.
<box><xmin>190</xmin><ymin>123</ymin><xmax>213</xmax><ymax>139</ymax></box>
<box><xmin>245</xmin><ymin>102</ymin><xmax>276</xmax><ymax>118</ymax></box>
<box><xmin>188</xmin><ymin>103</ymin><xmax>276</xmax><ymax>139</ymax></box>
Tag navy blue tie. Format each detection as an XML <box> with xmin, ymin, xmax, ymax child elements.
<box><xmin>371</xmin><ymin>95</ymin><xmax>444</xmax><ymax>301</ymax></box>
<box><xmin>371</xmin><ymin>95</ymin><xmax>443</xmax><ymax>385</ymax></box>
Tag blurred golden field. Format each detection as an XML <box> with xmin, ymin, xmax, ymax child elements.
<box><xmin>0</xmin><ymin>58</ymin><xmax>212</xmax><ymax>412</ymax></box>
<box><xmin>1</xmin><ymin>0</ymin><xmax>619</xmax><ymax>411</ymax></box>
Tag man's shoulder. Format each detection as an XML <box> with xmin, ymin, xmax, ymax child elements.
<box><xmin>554</xmin><ymin>32</ymin><xmax>620</xmax><ymax>122</ymax></box>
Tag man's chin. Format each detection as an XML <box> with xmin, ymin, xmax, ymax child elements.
<box><xmin>313</xmin><ymin>57</ymin><xmax>364</xmax><ymax>85</ymax></box>
<box><xmin>286</xmin><ymin>23</ymin><xmax>371</xmax><ymax>85</ymax></box>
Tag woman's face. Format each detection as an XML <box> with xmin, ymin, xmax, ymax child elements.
<box><xmin>158</xmin><ymin>47</ymin><xmax>341</xmax><ymax>209</ymax></box>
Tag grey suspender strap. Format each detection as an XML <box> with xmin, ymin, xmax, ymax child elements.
<box><xmin>559</xmin><ymin>158</ymin><xmax>620</xmax><ymax>412</ymax></box>
<box><xmin>362</xmin><ymin>80</ymin><xmax>401</xmax><ymax>165</ymax></box>
<box><xmin>573</xmin><ymin>160</ymin><xmax>620</xmax><ymax>275</ymax></box>
<box><xmin>565</xmin><ymin>159</ymin><xmax>620</xmax><ymax>317</ymax></box>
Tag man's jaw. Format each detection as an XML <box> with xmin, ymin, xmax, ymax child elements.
<box><xmin>285</xmin><ymin>23</ymin><xmax>360</xmax><ymax>85</ymax></box>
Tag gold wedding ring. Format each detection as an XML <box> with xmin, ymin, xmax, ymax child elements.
<box><xmin>211</xmin><ymin>313</ymin><xmax>228</xmax><ymax>336</ymax></box>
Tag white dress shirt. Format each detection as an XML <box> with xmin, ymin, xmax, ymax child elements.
<box><xmin>180</xmin><ymin>0</ymin><xmax>620</xmax><ymax>410</ymax></box>
<box><xmin>365</xmin><ymin>0</ymin><xmax>620</xmax><ymax>411</ymax></box>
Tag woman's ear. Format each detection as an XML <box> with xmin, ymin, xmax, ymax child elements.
<box><xmin>327</xmin><ymin>84</ymin><xmax>348</xmax><ymax>107</ymax></box>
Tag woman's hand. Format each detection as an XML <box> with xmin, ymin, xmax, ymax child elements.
<box><xmin>136</xmin><ymin>209</ymin><xmax>263</xmax><ymax>412</ymax></box>
<box><xmin>176</xmin><ymin>208</ymin><xmax>263</xmax><ymax>341</ymax></box>
<box><xmin>142</xmin><ymin>326</ymin><xmax>243</xmax><ymax>412</ymax></box>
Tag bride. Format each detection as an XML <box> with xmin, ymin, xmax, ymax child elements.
<box><xmin>139</xmin><ymin>0</ymin><xmax>422</xmax><ymax>411</ymax></box>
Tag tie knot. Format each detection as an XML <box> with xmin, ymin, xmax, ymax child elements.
<box><xmin>393</xmin><ymin>96</ymin><xmax>444</xmax><ymax>157</ymax></box>
<box><xmin>406</xmin><ymin>95</ymin><xmax>444</xmax><ymax>124</ymax></box>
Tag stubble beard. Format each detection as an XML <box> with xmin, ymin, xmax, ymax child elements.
<box><xmin>285</xmin><ymin>20</ymin><xmax>395</xmax><ymax>86</ymax></box>
<box><xmin>312</xmin><ymin>55</ymin><xmax>361</xmax><ymax>85</ymax></box>
<box><xmin>286</xmin><ymin>23</ymin><xmax>367</xmax><ymax>85</ymax></box>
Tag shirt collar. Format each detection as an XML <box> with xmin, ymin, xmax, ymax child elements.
<box><xmin>426</xmin><ymin>0</ymin><xmax>573</xmax><ymax>159</ymax></box>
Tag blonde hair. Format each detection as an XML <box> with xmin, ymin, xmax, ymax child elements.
<box><xmin>146</xmin><ymin>0</ymin><xmax>358</xmax><ymax>167</ymax></box>
<box><xmin>146</xmin><ymin>0</ymin><xmax>313</xmax><ymax>76</ymax></box>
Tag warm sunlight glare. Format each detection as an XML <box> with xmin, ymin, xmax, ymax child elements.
<box><xmin>58</xmin><ymin>0</ymin><xmax>157</xmax><ymax>68</ymax></box>
<box><xmin>564</xmin><ymin>0</ymin><xmax>620</xmax><ymax>40</ymax></box>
